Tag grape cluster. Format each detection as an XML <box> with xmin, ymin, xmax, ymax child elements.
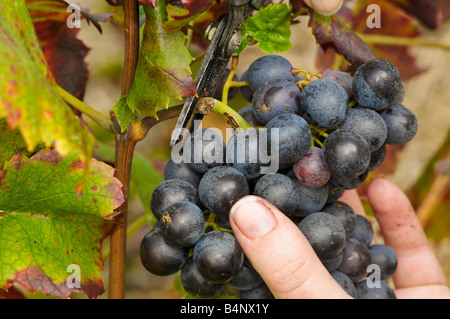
<box><xmin>140</xmin><ymin>55</ymin><xmax>418</xmax><ymax>299</ymax></box>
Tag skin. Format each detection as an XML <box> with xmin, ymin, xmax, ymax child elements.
<box><xmin>229</xmin><ymin>177</ymin><xmax>450</xmax><ymax>299</ymax></box>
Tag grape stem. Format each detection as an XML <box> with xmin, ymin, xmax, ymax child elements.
<box><xmin>222</xmin><ymin>55</ymin><xmax>239</xmax><ymax>105</ymax></box>
<box><xmin>196</xmin><ymin>97</ymin><xmax>253</xmax><ymax>130</ymax></box>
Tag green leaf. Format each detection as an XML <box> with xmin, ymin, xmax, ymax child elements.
<box><xmin>0</xmin><ymin>149</ymin><xmax>124</xmax><ymax>298</ymax></box>
<box><xmin>244</xmin><ymin>3</ymin><xmax>292</xmax><ymax>54</ymax></box>
<box><xmin>112</xmin><ymin>96</ymin><xmax>137</xmax><ymax>133</ymax></box>
<box><xmin>0</xmin><ymin>119</ymin><xmax>33</xmax><ymax>167</ymax></box>
<box><xmin>0</xmin><ymin>1</ymin><xmax>95</xmax><ymax>162</ymax></box>
<box><xmin>115</xmin><ymin>1</ymin><xmax>196</xmax><ymax>131</ymax></box>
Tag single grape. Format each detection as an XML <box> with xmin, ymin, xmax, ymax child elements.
<box><xmin>159</xmin><ymin>201</ymin><xmax>206</xmax><ymax>248</ymax></box>
<box><xmin>150</xmin><ymin>179</ymin><xmax>200</xmax><ymax>220</ymax></box>
<box><xmin>251</xmin><ymin>79</ymin><xmax>301</xmax><ymax>125</ymax></box>
<box><xmin>187</xmin><ymin>128</ymin><xmax>226</xmax><ymax>173</ymax></box>
<box><xmin>322</xmin><ymin>201</ymin><xmax>356</xmax><ymax>237</ymax></box>
<box><xmin>322</xmin><ymin>129</ymin><xmax>371</xmax><ymax>178</ymax></box>
<box><xmin>322</xmin><ymin>252</ymin><xmax>343</xmax><ymax>273</ymax></box>
<box><xmin>352</xmin><ymin>58</ymin><xmax>404</xmax><ymax>111</ymax></box>
<box><xmin>199</xmin><ymin>166</ymin><xmax>249</xmax><ymax>217</ymax></box>
<box><xmin>379</xmin><ymin>104</ymin><xmax>418</xmax><ymax>145</ymax></box>
<box><xmin>299</xmin><ymin>78</ymin><xmax>348</xmax><ymax>128</ymax></box>
<box><xmin>230</xmin><ymin>262</ymin><xmax>264</xmax><ymax>291</ymax></box>
<box><xmin>369</xmin><ymin>143</ymin><xmax>386</xmax><ymax>171</ymax></box>
<box><xmin>238</xmin><ymin>105</ymin><xmax>263</xmax><ymax>127</ymax></box>
<box><xmin>293</xmin><ymin>146</ymin><xmax>331</xmax><ymax>188</ymax></box>
<box><xmin>163</xmin><ymin>158</ymin><xmax>203</xmax><ymax>189</ymax></box>
<box><xmin>341</xmin><ymin>107</ymin><xmax>387</xmax><ymax>152</ymax></box>
<box><xmin>266</xmin><ymin>113</ymin><xmax>312</xmax><ymax>164</ymax></box>
<box><xmin>180</xmin><ymin>257</ymin><xmax>224</xmax><ymax>298</ymax></box>
<box><xmin>355</xmin><ymin>280</ymin><xmax>396</xmax><ymax>299</ymax></box>
<box><xmin>328</xmin><ymin>168</ymin><xmax>369</xmax><ymax>190</ymax></box>
<box><xmin>193</xmin><ymin>230</ymin><xmax>244</xmax><ymax>283</ymax></box>
<box><xmin>337</xmin><ymin>238</ymin><xmax>372</xmax><ymax>283</ymax></box>
<box><xmin>226</xmin><ymin>128</ymin><xmax>263</xmax><ymax>180</ymax></box>
<box><xmin>349</xmin><ymin>215</ymin><xmax>374</xmax><ymax>246</ymax></box>
<box><xmin>298</xmin><ymin>212</ymin><xmax>346</xmax><ymax>260</ymax></box>
<box><xmin>140</xmin><ymin>226</ymin><xmax>188</xmax><ymax>276</ymax></box>
<box><xmin>239</xmin><ymin>282</ymin><xmax>274</xmax><ymax>299</ymax></box>
<box><xmin>322</xmin><ymin>68</ymin><xmax>353</xmax><ymax>98</ymax></box>
<box><xmin>368</xmin><ymin>244</ymin><xmax>398</xmax><ymax>280</ymax></box>
<box><xmin>213</xmin><ymin>68</ymin><xmax>239</xmax><ymax>101</ymax></box>
<box><xmin>246</xmin><ymin>55</ymin><xmax>295</xmax><ymax>91</ymax></box>
<box><xmin>239</xmin><ymin>70</ymin><xmax>255</xmax><ymax>102</ymax></box>
<box><xmin>330</xmin><ymin>271</ymin><xmax>357</xmax><ymax>298</ymax></box>
<box><xmin>254</xmin><ymin>173</ymin><xmax>298</xmax><ymax>216</ymax></box>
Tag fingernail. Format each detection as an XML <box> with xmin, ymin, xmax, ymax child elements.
<box><xmin>230</xmin><ymin>196</ymin><xmax>277</xmax><ymax>239</ymax></box>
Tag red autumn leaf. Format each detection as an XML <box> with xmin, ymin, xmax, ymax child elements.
<box><xmin>389</xmin><ymin>0</ymin><xmax>450</xmax><ymax>30</ymax></box>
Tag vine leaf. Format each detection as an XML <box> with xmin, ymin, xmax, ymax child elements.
<box><xmin>0</xmin><ymin>0</ymin><xmax>96</xmax><ymax>163</ymax></box>
<box><xmin>0</xmin><ymin>149</ymin><xmax>124</xmax><ymax>298</ymax></box>
<box><xmin>163</xmin><ymin>0</ymin><xmax>215</xmax><ymax>31</ymax></box>
<box><xmin>310</xmin><ymin>12</ymin><xmax>377</xmax><ymax>67</ymax></box>
<box><xmin>238</xmin><ymin>3</ymin><xmax>293</xmax><ymax>54</ymax></box>
<box><xmin>114</xmin><ymin>1</ymin><xmax>196</xmax><ymax>132</ymax></box>
<box><xmin>0</xmin><ymin>119</ymin><xmax>38</xmax><ymax>168</ymax></box>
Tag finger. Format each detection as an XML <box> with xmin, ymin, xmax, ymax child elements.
<box><xmin>367</xmin><ymin>177</ymin><xmax>447</xmax><ymax>289</ymax></box>
<box><xmin>303</xmin><ymin>0</ymin><xmax>344</xmax><ymax>15</ymax></box>
<box><xmin>229</xmin><ymin>195</ymin><xmax>352</xmax><ymax>299</ymax></box>
<box><xmin>338</xmin><ymin>189</ymin><xmax>366</xmax><ymax>216</ymax></box>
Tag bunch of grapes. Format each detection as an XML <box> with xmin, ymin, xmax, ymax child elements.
<box><xmin>140</xmin><ymin>55</ymin><xmax>417</xmax><ymax>299</ymax></box>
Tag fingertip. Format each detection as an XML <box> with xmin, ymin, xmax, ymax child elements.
<box><xmin>304</xmin><ymin>0</ymin><xmax>344</xmax><ymax>16</ymax></box>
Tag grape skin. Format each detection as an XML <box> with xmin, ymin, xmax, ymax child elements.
<box><xmin>246</xmin><ymin>55</ymin><xmax>295</xmax><ymax>91</ymax></box>
<box><xmin>293</xmin><ymin>146</ymin><xmax>331</xmax><ymax>188</ymax></box>
<box><xmin>181</xmin><ymin>257</ymin><xmax>224</xmax><ymax>298</ymax></box>
<box><xmin>379</xmin><ymin>104</ymin><xmax>418</xmax><ymax>145</ymax></box>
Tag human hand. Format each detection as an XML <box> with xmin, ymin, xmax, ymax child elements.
<box><xmin>303</xmin><ymin>0</ymin><xmax>344</xmax><ymax>16</ymax></box>
<box><xmin>229</xmin><ymin>177</ymin><xmax>450</xmax><ymax>299</ymax></box>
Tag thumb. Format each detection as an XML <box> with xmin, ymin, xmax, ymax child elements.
<box><xmin>303</xmin><ymin>0</ymin><xmax>344</xmax><ymax>15</ymax></box>
<box><xmin>229</xmin><ymin>195</ymin><xmax>352</xmax><ymax>299</ymax></box>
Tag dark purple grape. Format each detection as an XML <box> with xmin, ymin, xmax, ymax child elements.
<box><xmin>298</xmin><ymin>212</ymin><xmax>346</xmax><ymax>260</ymax></box>
<box><xmin>159</xmin><ymin>201</ymin><xmax>205</xmax><ymax>248</ymax></box>
<box><xmin>352</xmin><ymin>59</ymin><xmax>404</xmax><ymax>111</ymax></box>
<box><xmin>368</xmin><ymin>244</ymin><xmax>398</xmax><ymax>280</ymax></box>
<box><xmin>199</xmin><ymin>166</ymin><xmax>249</xmax><ymax>217</ymax></box>
<box><xmin>322</xmin><ymin>252</ymin><xmax>343</xmax><ymax>272</ymax></box>
<box><xmin>329</xmin><ymin>168</ymin><xmax>369</xmax><ymax>190</ymax></box>
<box><xmin>369</xmin><ymin>143</ymin><xmax>386</xmax><ymax>171</ymax></box>
<box><xmin>326</xmin><ymin>181</ymin><xmax>346</xmax><ymax>204</ymax></box>
<box><xmin>140</xmin><ymin>226</ymin><xmax>188</xmax><ymax>276</ymax></box>
<box><xmin>291</xmin><ymin>177</ymin><xmax>329</xmax><ymax>217</ymax></box>
<box><xmin>193</xmin><ymin>231</ymin><xmax>244</xmax><ymax>283</ymax></box>
<box><xmin>349</xmin><ymin>215</ymin><xmax>374</xmax><ymax>246</ymax></box>
<box><xmin>150</xmin><ymin>179</ymin><xmax>200</xmax><ymax>220</ymax></box>
<box><xmin>226</xmin><ymin>128</ymin><xmax>263</xmax><ymax>180</ymax></box>
<box><xmin>251</xmin><ymin>79</ymin><xmax>301</xmax><ymax>125</ymax></box>
<box><xmin>322</xmin><ymin>201</ymin><xmax>356</xmax><ymax>237</ymax></box>
<box><xmin>337</xmin><ymin>238</ymin><xmax>372</xmax><ymax>283</ymax></box>
<box><xmin>187</xmin><ymin>128</ymin><xmax>226</xmax><ymax>173</ymax></box>
<box><xmin>266</xmin><ymin>113</ymin><xmax>312</xmax><ymax>164</ymax></box>
<box><xmin>355</xmin><ymin>280</ymin><xmax>396</xmax><ymax>299</ymax></box>
<box><xmin>239</xmin><ymin>282</ymin><xmax>274</xmax><ymax>299</ymax></box>
<box><xmin>322</xmin><ymin>129</ymin><xmax>371</xmax><ymax>179</ymax></box>
<box><xmin>213</xmin><ymin>68</ymin><xmax>239</xmax><ymax>101</ymax></box>
<box><xmin>299</xmin><ymin>78</ymin><xmax>348</xmax><ymax>128</ymax></box>
<box><xmin>254</xmin><ymin>173</ymin><xmax>298</xmax><ymax>216</ymax></box>
<box><xmin>322</xmin><ymin>68</ymin><xmax>353</xmax><ymax>98</ymax></box>
<box><xmin>246</xmin><ymin>55</ymin><xmax>295</xmax><ymax>91</ymax></box>
<box><xmin>330</xmin><ymin>271</ymin><xmax>357</xmax><ymax>298</ymax></box>
<box><xmin>230</xmin><ymin>262</ymin><xmax>264</xmax><ymax>291</ymax></box>
<box><xmin>341</xmin><ymin>107</ymin><xmax>387</xmax><ymax>152</ymax></box>
<box><xmin>181</xmin><ymin>257</ymin><xmax>224</xmax><ymax>298</ymax></box>
<box><xmin>238</xmin><ymin>105</ymin><xmax>263</xmax><ymax>127</ymax></box>
<box><xmin>163</xmin><ymin>158</ymin><xmax>203</xmax><ymax>189</ymax></box>
<box><xmin>239</xmin><ymin>70</ymin><xmax>255</xmax><ymax>102</ymax></box>
<box><xmin>293</xmin><ymin>146</ymin><xmax>331</xmax><ymax>188</ymax></box>
<box><xmin>379</xmin><ymin>105</ymin><xmax>418</xmax><ymax>145</ymax></box>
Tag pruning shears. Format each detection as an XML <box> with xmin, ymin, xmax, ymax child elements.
<box><xmin>170</xmin><ymin>0</ymin><xmax>266</xmax><ymax>149</ymax></box>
